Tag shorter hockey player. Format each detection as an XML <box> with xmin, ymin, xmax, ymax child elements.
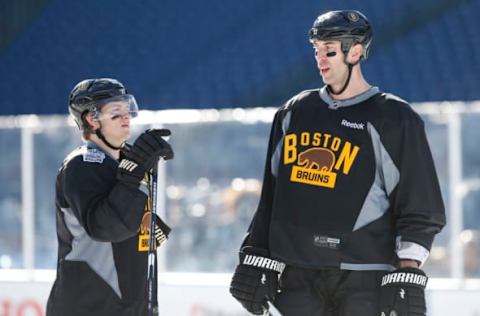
<box><xmin>47</xmin><ymin>78</ymin><xmax>173</xmax><ymax>316</ymax></box>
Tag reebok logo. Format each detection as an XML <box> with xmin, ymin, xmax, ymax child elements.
<box><xmin>341</xmin><ymin>119</ymin><xmax>364</xmax><ymax>130</ymax></box>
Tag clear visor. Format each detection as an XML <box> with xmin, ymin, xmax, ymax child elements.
<box><xmin>95</xmin><ymin>94</ymin><xmax>139</xmax><ymax>121</ymax></box>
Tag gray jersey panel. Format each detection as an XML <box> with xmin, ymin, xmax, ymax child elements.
<box><xmin>62</xmin><ymin>207</ymin><xmax>122</xmax><ymax>298</ymax></box>
<box><xmin>352</xmin><ymin>123</ymin><xmax>400</xmax><ymax>231</ymax></box>
<box><xmin>340</xmin><ymin>262</ymin><xmax>395</xmax><ymax>271</ymax></box>
<box><xmin>271</xmin><ymin>111</ymin><xmax>291</xmax><ymax>177</ymax></box>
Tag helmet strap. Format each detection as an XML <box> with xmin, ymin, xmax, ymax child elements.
<box><xmin>95</xmin><ymin>127</ymin><xmax>124</xmax><ymax>150</ymax></box>
<box><xmin>327</xmin><ymin>41</ymin><xmax>360</xmax><ymax>96</ymax></box>
<box><xmin>81</xmin><ymin>109</ymin><xmax>124</xmax><ymax>150</ymax></box>
<box><xmin>327</xmin><ymin>63</ymin><xmax>353</xmax><ymax>96</ymax></box>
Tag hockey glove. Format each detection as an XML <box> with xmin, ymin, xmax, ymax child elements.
<box><xmin>379</xmin><ymin>267</ymin><xmax>428</xmax><ymax>316</ymax></box>
<box><xmin>230</xmin><ymin>246</ymin><xmax>285</xmax><ymax>315</ymax></box>
<box><xmin>117</xmin><ymin>129</ymin><xmax>174</xmax><ymax>186</ymax></box>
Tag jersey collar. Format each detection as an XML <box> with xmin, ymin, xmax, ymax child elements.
<box><xmin>319</xmin><ymin>86</ymin><xmax>380</xmax><ymax>109</ymax></box>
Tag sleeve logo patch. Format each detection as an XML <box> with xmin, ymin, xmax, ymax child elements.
<box><xmin>83</xmin><ymin>149</ymin><xmax>105</xmax><ymax>163</ymax></box>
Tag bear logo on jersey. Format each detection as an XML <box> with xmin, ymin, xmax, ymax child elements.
<box><xmin>298</xmin><ymin>148</ymin><xmax>335</xmax><ymax>170</ymax></box>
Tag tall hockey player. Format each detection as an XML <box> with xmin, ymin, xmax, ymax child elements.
<box><xmin>46</xmin><ymin>78</ymin><xmax>173</xmax><ymax>316</ymax></box>
<box><xmin>230</xmin><ymin>10</ymin><xmax>446</xmax><ymax>316</ymax></box>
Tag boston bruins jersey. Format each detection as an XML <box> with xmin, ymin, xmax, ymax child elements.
<box><xmin>247</xmin><ymin>87</ymin><xmax>446</xmax><ymax>271</ymax></box>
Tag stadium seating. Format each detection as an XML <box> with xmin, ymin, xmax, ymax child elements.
<box><xmin>0</xmin><ymin>0</ymin><xmax>478</xmax><ymax>115</ymax></box>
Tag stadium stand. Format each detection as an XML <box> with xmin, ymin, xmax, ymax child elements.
<box><xmin>0</xmin><ymin>0</ymin><xmax>478</xmax><ymax>113</ymax></box>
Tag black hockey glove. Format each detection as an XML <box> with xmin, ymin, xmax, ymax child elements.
<box><xmin>117</xmin><ymin>129</ymin><xmax>174</xmax><ymax>186</ymax></box>
<box><xmin>230</xmin><ymin>246</ymin><xmax>284</xmax><ymax>315</ymax></box>
<box><xmin>379</xmin><ymin>267</ymin><xmax>428</xmax><ymax>316</ymax></box>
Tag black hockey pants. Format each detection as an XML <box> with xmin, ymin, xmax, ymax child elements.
<box><xmin>273</xmin><ymin>266</ymin><xmax>387</xmax><ymax>316</ymax></box>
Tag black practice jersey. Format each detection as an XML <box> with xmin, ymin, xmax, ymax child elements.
<box><xmin>247</xmin><ymin>87</ymin><xmax>446</xmax><ymax>271</ymax></box>
<box><xmin>47</xmin><ymin>142</ymin><xmax>157</xmax><ymax>316</ymax></box>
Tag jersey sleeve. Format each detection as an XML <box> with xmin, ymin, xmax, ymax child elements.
<box><xmin>61</xmin><ymin>157</ymin><xmax>148</xmax><ymax>242</ymax></box>
<box><xmin>380</xmin><ymin>109</ymin><xmax>446</xmax><ymax>256</ymax></box>
<box><xmin>245</xmin><ymin>108</ymin><xmax>288</xmax><ymax>250</ymax></box>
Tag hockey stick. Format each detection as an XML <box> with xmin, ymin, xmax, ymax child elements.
<box><xmin>147</xmin><ymin>160</ymin><xmax>159</xmax><ymax>316</ymax></box>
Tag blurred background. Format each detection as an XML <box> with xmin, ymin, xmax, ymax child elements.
<box><xmin>1</xmin><ymin>0</ymin><xmax>480</xmax><ymax>315</ymax></box>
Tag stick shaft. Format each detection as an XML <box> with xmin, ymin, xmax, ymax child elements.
<box><xmin>147</xmin><ymin>162</ymin><xmax>159</xmax><ymax>316</ymax></box>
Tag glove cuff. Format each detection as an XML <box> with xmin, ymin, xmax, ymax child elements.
<box><xmin>239</xmin><ymin>246</ymin><xmax>285</xmax><ymax>274</ymax></box>
<box><xmin>381</xmin><ymin>267</ymin><xmax>428</xmax><ymax>289</ymax></box>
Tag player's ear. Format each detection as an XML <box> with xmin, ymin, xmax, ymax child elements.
<box><xmin>84</xmin><ymin>112</ymin><xmax>100</xmax><ymax>130</ymax></box>
<box><xmin>348</xmin><ymin>43</ymin><xmax>363</xmax><ymax>64</ymax></box>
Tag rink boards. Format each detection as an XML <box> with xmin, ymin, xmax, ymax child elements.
<box><xmin>0</xmin><ymin>271</ymin><xmax>479</xmax><ymax>316</ymax></box>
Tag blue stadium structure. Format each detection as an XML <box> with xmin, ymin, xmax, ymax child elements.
<box><xmin>0</xmin><ymin>0</ymin><xmax>478</xmax><ymax>115</ymax></box>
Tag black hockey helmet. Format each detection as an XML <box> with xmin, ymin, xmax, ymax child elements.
<box><xmin>68</xmin><ymin>78</ymin><xmax>138</xmax><ymax>131</ymax></box>
<box><xmin>309</xmin><ymin>10</ymin><xmax>372</xmax><ymax>59</ymax></box>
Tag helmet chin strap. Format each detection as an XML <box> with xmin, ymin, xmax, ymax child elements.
<box><xmin>327</xmin><ymin>63</ymin><xmax>353</xmax><ymax>96</ymax></box>
<box><xmin>82</xmin><ymin>113</ymin><xmax>125</xmax><ymax>150</ymax></box>
<box><xmin>95</xmin><ymin>128</ymin><xmax>125</xmax><ymax>150</ymax></box>
<box><xmin>326</xmin><ymin>50</ymin><xmax>361</xmax><ymax>96</ymax></box>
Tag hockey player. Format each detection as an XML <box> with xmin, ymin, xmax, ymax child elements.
<box><xmin>46</xmin><ymin>78</ymin><xmax>173</xmax><ymax>316</ymax></box>
<box><xmin>230</xmin><ymin>10</ymin><xmax>446</xmax><ymax>316</ymax></box>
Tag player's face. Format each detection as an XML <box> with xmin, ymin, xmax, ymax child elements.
<box><xmin>313</xmin><ymin>40</ymin><xmax>349</xmax><ymax>88</ymax></box>
<box><xmin>97</xmin><ymin>101</ymin><xmax>132</xmax><ymax>145</ymax></box>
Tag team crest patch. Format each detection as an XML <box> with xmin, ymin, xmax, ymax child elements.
<box><xmin>283</xmin><ymin>132</ymin><xmax>360</xmax><ymax>189</ymax></box>
<box><xmin>83</xmin><ymin>149</ymin><xmax>105</xmax><ymax>163</ymax></box>
<box><xmin>348</xmin><ymin>12</ymin><xmax>359</xmax><ymax>22</ymax></box>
